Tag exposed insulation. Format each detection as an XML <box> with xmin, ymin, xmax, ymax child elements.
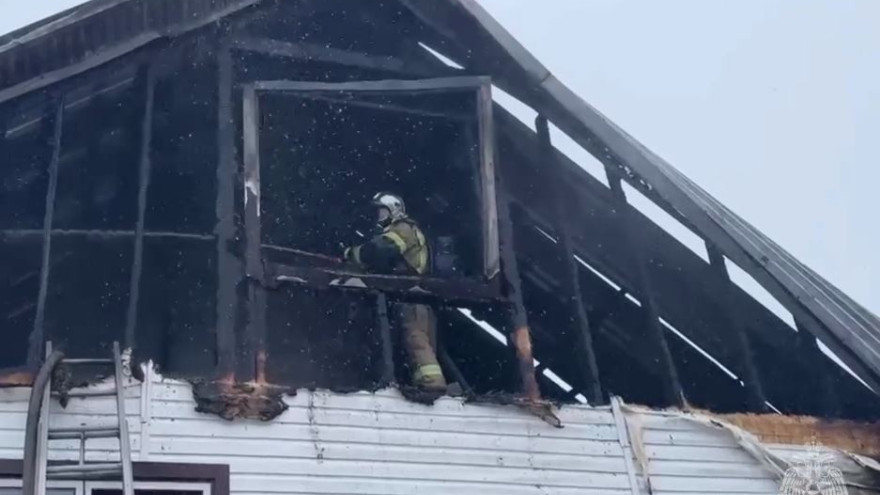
<box><xmin>711</xmin><ymin>411</ymin><xmax>880</xmax><ymax>457</ymax></box>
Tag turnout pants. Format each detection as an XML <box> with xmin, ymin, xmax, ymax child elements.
<box><xmin>396</xmin><ymin>303</ymin><xmax>447</xmax><ymax>390</ymax></box>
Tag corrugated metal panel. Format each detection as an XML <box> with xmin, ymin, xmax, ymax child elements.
<box><xmin>148</xmin><ymin>379</ymin><xmax>632</xmax><ymax>495</ymax></box>
<box><xmin>632</xmin><ymin>413</ymin><xmax>780</xmax><ymax>494</ymax></box>
<box><xmin>0</xmin><ymin>377</ymin><xmax>827</xmax><ymax>495</ymax></box>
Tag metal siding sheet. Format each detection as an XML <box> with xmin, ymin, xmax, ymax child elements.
<box><xmin>149</xmin><ymin>384</ymin><xmax>631</xmax><ymax>493</ymax></box>
<box><xmin>632</xmin><ymin>410</ymin><xmax>780</xmax><ymax>495</ymax></box>
<box><xmin>0</xmin><ymin>377</ymin><xmax>803</xmax><ymax>495</ymax></box>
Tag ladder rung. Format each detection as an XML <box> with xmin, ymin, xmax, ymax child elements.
<box><xmin>48</xmin><ymin>470</ymin><xmax>124</xmax><ymax>480</ymax></box>
<box><xmin>48</xmin><ymin>427</ymin><xmax>119</xmax><ymax>440</ymax></box>
<box><xmin>62</xmin><ymin>358</ymin><xmax>115</xmax><ymax>365</ymax></box>
<box><xmin>53</xmin><ymin>389</ymin><xmax>117</xmax><ymax>398</ymax></box>
<box><xmin>46</xmin><ymin>462</ymin><xmax>122</xmax><ymax>474</ymax></box>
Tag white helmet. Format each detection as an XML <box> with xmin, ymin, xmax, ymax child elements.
<box><xmin>372</xmin><ymin>192</ymin><xmax>406</xmax><ymax>226</ymax></box>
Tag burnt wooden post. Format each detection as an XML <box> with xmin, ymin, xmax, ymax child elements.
<box><xmin>375</xmin><ymin>293</ymin><xmax>395</xmax><ymax>386</ymax></box>
<box><xmin>242</xmin><ymin>84</ymin><xmax>268</xmax><ymax>384</ymax></box>
<box><xmin>606</xmin><ymin>172</ymin><xmax>685</xmax><ymax>407</ymax></box>
<box><xmin>497</xmin><ymin>186</ymin><xmax>542</xmax><ymax>402</ymax></box>
<box><xmin>535</xmin><ymin>115</ymin><xmax>604</xmax><ymax>405</ymax></box>
<box><xmin>706</xmin><ymin>243</ymin><xmax>769</xmax><ymax>411</ymax></box>
<box><xmin>27</xmin><ymin>98</ymin><xmax>64</xmax><ymax>367</ymax></box>
<box><xmin>123</xmin><ymin>64</ymin><xmax>156</xmax><ymax>352</ymax></box>
<box><xmin>214</xmin><ymin>47</ymin><xmax>239</xmax><ymax>381</ymax></box>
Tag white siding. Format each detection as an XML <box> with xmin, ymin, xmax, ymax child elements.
<box><xmin>632</xmin><ymin>413</ymin><xmax>780</xmax><ymax>494</ymax></box>
<box><xmin>0</xmin><ymin>382</ymin><xmax>142</xmax><ymax>463</ymax></box>
<box><xmin>0</xmin><ymin>376</ymin><xmax>634</xmax><ymax>495</ymax></box>
<box><xmin>149</xmin><ymin>380</ymin><xmax>631</xmax><ymax>495</ymax></box>
<box><xmin>0</xmin><ymin>376</ymin><xmax>804</xmax><ymax>495</ymax></box>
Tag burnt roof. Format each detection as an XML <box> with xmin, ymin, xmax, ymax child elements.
<box><xmin>1</xmin><ymin>0</ymin><xmax>878</xmax><ymax>391</ymax></box>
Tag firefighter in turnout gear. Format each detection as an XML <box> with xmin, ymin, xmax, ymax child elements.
<box><xmin>344</xmin><ymin>193</ymin><xmax>448</xmax><ymax>392</ymax></box>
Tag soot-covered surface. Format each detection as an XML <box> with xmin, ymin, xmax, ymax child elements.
<box><xmin>259</xmin><ymin>90</ymin><xmax>483</xmax><ymax>277</ymax></box>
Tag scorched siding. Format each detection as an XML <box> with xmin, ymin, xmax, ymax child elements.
<box><xmin>0</xmin><ymin>373</ymin><xmax>797</xmax><ymax>495</ymax></box>
<box><xmin>633</xmin><ymin>413</ymin><xmax>780</xmax><ymax>494</ymax></box>
<box><xmin>149</xmin><ymin>381</ymin><xmax>632</xmax><ymax>495</ymax></box>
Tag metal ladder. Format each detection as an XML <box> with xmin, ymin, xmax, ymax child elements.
<box><xmin>34</xmin><ymin>341</ymin><xmax>134</xmax><ymax>495</ymax></box>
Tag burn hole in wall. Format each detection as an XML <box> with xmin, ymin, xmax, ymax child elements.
<box><xmin>41</xmin><ymin>83</ymin><xmax>140</xmax><ymax>371</ymax></box>
<box><xmin>120</xmin><ymin>57</ymin><xmax>222</xmax><ymax>377</ymax></box>
<box><xmin>258</xmin><ymin>89</ymin><xmax>483</xmax><ymax>278</ymax></box>
<box><xmin>135</xmin><ymin>237</ymin><xmax>217</xmax><ymax>377</ymax></box>
<box><xmin>266</xmin><ymin>287</ymin><xmax>381</xmax><ymax>389</ymax></box>
<box><xmin>147</xmin><ymin>59</ymin><xmax>219</xmax><ymax>235</ymax></box>
<box><xmin>0</xmin><ymin>121</ymin><xmax>53</xmax><ymax>369</ymax></box>
<box><xmin>441</xmin><ymin>308</ymin><xmax>520</xmax><ymax>395</ymax></box>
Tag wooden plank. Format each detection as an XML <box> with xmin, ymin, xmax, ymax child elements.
<box><xmin>496</xmin><ymin>176</ymin><xmax>541</xmax><ymax>402</ymax></box>
<box><xmin>253</xmin><ymin>76</ymin><xmax>490</xmax><ymax>93</ymax></box>
<box><xmin>26</xmin><ymin>98</ymin><xmax>64</xmax><ymax>367</ymax></box>
<box><xmin>231</xmin><ymin>37</ymin><xmax>428</xmax><ymax>75</ymax></box>
<box><xmin>266</xmin><ymin>263</ymin><xmax>502</xmax><ymax>307</ymax></box>
<box><xmin>241</xmin><ymin>83</ymin><xmax>265</xmax><ymax>382</ymax></box>
<box><xmin>214</xmin><ymin>46</ymin><xmax>238</xmax><ymax>378</ymax></box>
<box><xmin>477</xmin><ymin>83</ymin><xmax>500</xmax><ymax>278</ymax></box>
<box><xmin>536</xmin><ymin>115</ymin><xmax>603</xmax><ymax>405</ymax></box>
<box><xmin>123</xmin><ymin>64</ymin><xmax>155</xmax><ymax>351</ymax></box>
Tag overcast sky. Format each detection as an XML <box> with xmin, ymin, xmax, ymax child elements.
<box><xmin>2</xmin><ymin>0</ymin><xmax>878</xmax><ymax>317</ymax></box>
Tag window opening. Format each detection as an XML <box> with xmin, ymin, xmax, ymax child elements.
<box><xmin>248</xmin><ymin>78</ymin><xmax>500</xmax><ymax>283</ymax></box>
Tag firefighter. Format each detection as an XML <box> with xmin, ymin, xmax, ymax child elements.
<box><xmin>343</xmin><ymin>192</ymin><xmax>448</xmax><ymax>392</ymax></box>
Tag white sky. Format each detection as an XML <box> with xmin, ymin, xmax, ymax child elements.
<box><xmin>2</xmin><ymin>0</ymin><xmax>878</xmax><ymax>317</ymax></box>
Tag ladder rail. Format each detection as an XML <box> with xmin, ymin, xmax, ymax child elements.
<box><xmin>25</xmin><ymin>342</ymin><xmax>135</xmax><ymax>495</ymax></box>
<box><xmin>34</xmin><ymin>343</ymin><xmax>53</xmax><ymax>495</ymax></box>
<box><xmin>113</xmin><ymin>342</ymin><xmax>135</xmax><ymax>495</ymax></box>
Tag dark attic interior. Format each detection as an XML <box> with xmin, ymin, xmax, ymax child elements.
<box><xmin>1</xmin><ymin>0</ymin><xmax>880</xmax><ymax>423</ymax></box>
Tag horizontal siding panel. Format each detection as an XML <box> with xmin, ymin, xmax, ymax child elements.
<box><xmin>650</xmin><ymin>474</ymin><xmax>779</xmax><ymax>493</ymax></box>
<box><xmin>648</xmin><ymin>459</ymin><xmax>775</xmax><ymax>479</ymax></box>
<box><xmin>228</xmin><ymin>473</ymin><xmax>632</xmax><ymax>495</ymax></box>
<box><xmin>645</xmin><ymin>444</ymin><xmax>763</xmax><ymax>464</ymax></box>
<box><xmin>150</xmin><ymin>454</ymin><xmax>631</xmax><ymax>489</ymax></box>
<box><xmin>150</xmin><ymin>401</ymin><xmax>616</xmax><ymax>441</ymax></box>
<box><xmin>0</xmin><ymin>412</ymin><xmax>140</xmax><ymax>432</ymax></box>
<box><xmin>149</xmin><ymin>420</ymin><xmax>622</xmax><ymax>457</ymax></box>
<box><xmin>151</xmin><ymin>384</ymin><xmax>615</xmax><ymax>425</ymax></box>
<box><xmin>146</xmin><ymin>384</ymin><xmax>630</xmax><ymax>494</ymax></box>
<box><xmin>636</xmin><ymin>414</ymin><xmax>722</xmax><ymax>432</ymax></box>
<box><xmin>151</xmin><ymin>440</ymin><xmax>627</xmax><ymax>473</ymax></box>
<box><xmin>642</xmin><ymin>427</ymin><xmax>739</xmax><ymax>447</ymax></box>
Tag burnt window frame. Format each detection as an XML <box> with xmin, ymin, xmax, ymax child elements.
<box><xmin>241</xmin><ymin>76</ymin><xmax>502</xmax><ymax>304</ymax></box>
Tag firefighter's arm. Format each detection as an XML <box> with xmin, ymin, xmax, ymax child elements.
<box><xmin>344</xmin><ymin>232</ymin><xmax>405</xmax><ymax>272</ymax></box>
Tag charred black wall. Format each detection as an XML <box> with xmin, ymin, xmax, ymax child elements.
<box><xmin>0</xmin><ymin>0</ymin><xmax>877</xmax><ymax>423</ymax></box>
